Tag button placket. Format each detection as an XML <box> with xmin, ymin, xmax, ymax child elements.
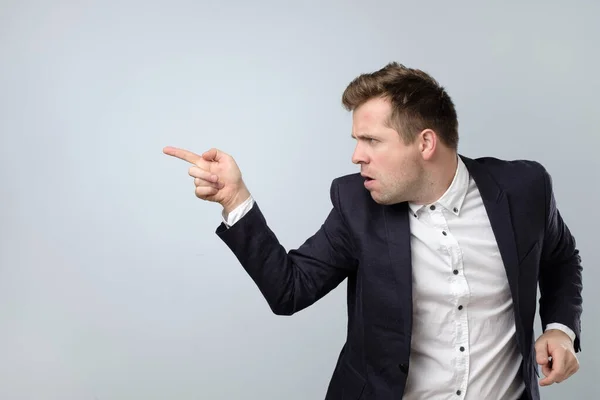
<box><xmin>445</xmin><ymin>207</ymin><xmax>469</xmax><ymax>400</ymax></box>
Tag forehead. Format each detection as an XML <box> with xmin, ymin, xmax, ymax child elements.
<box><xmin>351</xmin><ymin>97</ymin><xmax>399</xmax><ymax>139</ymax></box>
<box><xmin>352</xmin><ymin>97</ymin><xmax>392</xmax><ymax>127</ymax></box>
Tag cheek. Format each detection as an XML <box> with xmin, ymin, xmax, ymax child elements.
<box><xmin>372</xmin><ymin>146</ymin><xmax>412</xmax><ymax>178</ymax></box>
<box><xmin>386</xmin><ymin>157</ymin><xmax>417</xmax><ymax>184</ymax></box>
<box><xmin>389</xmin><ymin>154</ymin><xmax>410</xmax><ymax>173</ymax></box>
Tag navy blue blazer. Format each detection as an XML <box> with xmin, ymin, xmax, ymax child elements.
<box><xmin>216</xmin><ymin>155</ymin><xmax>583</xmax><ymax>400</ymax></box>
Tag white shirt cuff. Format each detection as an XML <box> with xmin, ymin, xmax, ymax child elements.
<box><xmin>221</xmin><ymin>196</ymin><xmax>254</xmax><ymax>227</ymax></box>
<box><xmin>545</xmin><ymin>323</ymin><xmax>576</xmax><ymax>342</ymax></box>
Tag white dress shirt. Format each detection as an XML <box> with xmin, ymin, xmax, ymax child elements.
<box><xmin>222</xmin><ymin>158</ymin><xmax>575</xmax><ymax>399</ymax></box>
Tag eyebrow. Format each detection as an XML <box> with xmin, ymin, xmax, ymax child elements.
<box><xmin>351</xmin><ymin>133</ymin><xmax>378</xmax><ymax>140</ymax></box>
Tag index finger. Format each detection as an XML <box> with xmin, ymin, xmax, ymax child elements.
<box><xmin>163</xmin><ymin>146</ymin><xmax>202</xmax><ymax>164</ymax></box>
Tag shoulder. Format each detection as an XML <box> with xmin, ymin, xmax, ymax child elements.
<box><xmin>330</xmin><ymin>172</ymin><xmax>368</xmax><ymax>199</ymax></box>
<box><xmin>331</xmin><ymin>172</ymin><xmax>364</xmax><ymax>189</ymax></box>
<box><xmin>462</xmin><ymin>154</ymin><xmax>552</xmax><ymax>188</ymax></box>
<box><xmin>327</xmin><ymin>173</ymin><xmax>376</xmax><ymax>211</ymax></box>
<box><xmin>464</xmin><ymin>154</ymin><xmax>546</xmax><ymax>174</ymax></box>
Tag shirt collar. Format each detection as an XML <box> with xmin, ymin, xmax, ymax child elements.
<box><xmin>408</xmin><ymin>156</ymin><xmax>469</xmax><ymax>217</ymax></box>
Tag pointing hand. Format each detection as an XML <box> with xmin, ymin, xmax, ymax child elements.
<box><xmin>163</xmin><ymin>146</ymin><xmax>251</xmax><ymax>213</ymax></box>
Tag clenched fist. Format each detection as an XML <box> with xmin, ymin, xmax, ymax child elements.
<box><xmin>163</xmin><ymin>146</ymin><xmax>251</xmax><ymax>214</ymax></box>
<box><xmin>535</xmin><ymin>329</ymin><xmax>580</xmax><ymax>386</ymax></box>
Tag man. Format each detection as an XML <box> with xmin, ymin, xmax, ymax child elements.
<box><xmin>163</xmin><ymin>62</ymin><xmax>582</xmax><ymax>399</ymax></box>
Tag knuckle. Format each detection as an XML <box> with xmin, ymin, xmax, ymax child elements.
<box><xmin>534</xmin><ymin>342</ymin><xmax>545</xmax><ymax>351</ymax></box>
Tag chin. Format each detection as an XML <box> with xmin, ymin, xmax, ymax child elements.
<box><xmin>369</xmin><ymin>189</ymin><xmax>404</xmax><ymax>205</ymax></box>
<box><xmin>369</xmin><ymin>192</ymin><xmax>392</xmax><ymax>205</ymax></box>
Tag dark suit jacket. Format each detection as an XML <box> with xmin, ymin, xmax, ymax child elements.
<box><xmin>216</xmin><ymin>155</ymin><xmax>583</xmax><ymax>400</ymax></box>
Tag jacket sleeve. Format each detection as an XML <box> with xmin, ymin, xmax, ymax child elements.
<box><xmin>215</xmin><ymin>179</ymin><xmax>358</xmax><ymax>315</ymax></box>
<box><xmin>538</xmin><ymin>168</ymin><xmax>583</xmax><ymax>351</ymax></box>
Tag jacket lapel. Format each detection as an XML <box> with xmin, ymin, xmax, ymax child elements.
<box><xmin>382</xmin><ymin>202</ymin><xmax>413</xmax><ymax>342</ymax></box>
<box><xmin>461</xmin><ymin>156</ymin><xmax>521</xmax><ymax>309</ymax></box>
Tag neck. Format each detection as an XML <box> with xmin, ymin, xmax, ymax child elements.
<box><xmin>415</xmin><ymin>152</ymin><xmax>458</xmax><ymax>205</ymax></box>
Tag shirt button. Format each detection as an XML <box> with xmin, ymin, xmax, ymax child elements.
<box><xmin>430</xmin><ymin>205</ymin><xmax>436</xmax><ymax>210</ymax></box>
<box><xmin>456</xmin><ymin>390</ymin><xmax>462</xmax><ymax>395</ymax></box>
<box><xmin>442</xmin><ymin>231</ymin><xmax>447</xmax><ymax>236</ymax></box>
<box><xmin>458</xmin><ymin>305</ymin><xmax>463</xmax><ymax>310</ymax></box>
<box><xmin>453</xmin><ymin>207</ymin><xmax>458</xmax><ymax>213</ymax></box>
<box><xmin>453</xmin><ymin>270</ymin><xmax>459</xmax><ymax>275</ymax></box>
<box><xmin>460</xmin><ymin>346</ymin><xmax>465</xmax><ymax>352</ymax></box>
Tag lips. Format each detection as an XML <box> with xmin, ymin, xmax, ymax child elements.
<box><xmin>361</xmin><ymin>174</ymin><xmax>374</xmax><ymax>181</ymax></box>
<box><xmin>362</xmin><ymin>174</ymin><xmax>375</xmax><ymax>189</ymax></box>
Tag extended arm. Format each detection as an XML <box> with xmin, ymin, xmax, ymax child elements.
<box><xmin>216</xmin><ymin>181</ymin><xmax>357</xmax><ymax>315</ymax></box>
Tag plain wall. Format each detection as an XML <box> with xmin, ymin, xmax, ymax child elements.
<box><xmin>1</xmin><ymin>0</ymin><xmax>598</xmax><ymax>399</ymax></box>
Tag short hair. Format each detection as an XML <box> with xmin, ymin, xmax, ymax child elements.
<box><xmin>342</xmin><ymin>62</ymin><xmax>459</xmax><ymax>149</ymax></box>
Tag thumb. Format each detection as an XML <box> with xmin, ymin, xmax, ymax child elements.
<box><xmin>536</xmin><ymin>340</ymin><xmax>549</xmax><ymax>365</ymax></box>
<box><xmin>202</xmin><ymin>148</ymin><xmax>225</xmax><ymax>162</ymax></box>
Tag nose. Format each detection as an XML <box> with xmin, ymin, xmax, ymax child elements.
<box><xmin>352</xmin><ymin>143</ymin><xmax>367</xmax><ymax>165</ymax></box>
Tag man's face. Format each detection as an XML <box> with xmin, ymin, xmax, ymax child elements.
<box><xmin>351</xmin><ymin>97</ymin><xmax>424</xmax><ymax>205</ymax></box>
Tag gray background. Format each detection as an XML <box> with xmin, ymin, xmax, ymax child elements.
<box><xmin>1</xmin><ymin>0</ymin><xmax>598</xmax><ymax>399</ymax></box>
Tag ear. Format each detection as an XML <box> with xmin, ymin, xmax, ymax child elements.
<box><xmin>418</xmin><ymin>129</ymin><xmax>437</xmax><ymax>160</ymax></box>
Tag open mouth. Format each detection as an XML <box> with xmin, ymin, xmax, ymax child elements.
<box><xmin>362</xmin><ymin>175</ymin><xmax>375</xmax><ymax>187</ymax></box>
